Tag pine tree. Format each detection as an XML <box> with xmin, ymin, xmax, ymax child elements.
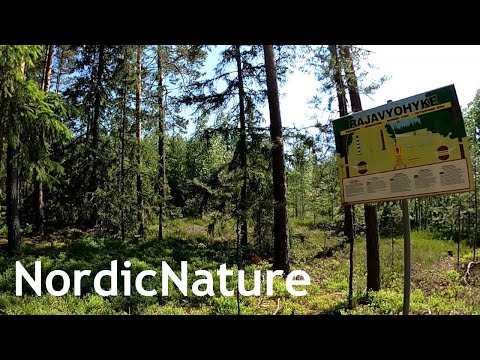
<box><xmin>181</xmin><ymin>45</ymin><xmax>294</xmax><ymax>248</ymax></box>
<box><xmin>33</xmin><ymin>44</ymin><xmax>55</xmax><ymax>235</ymax></box>
<box><xmin>264</xmin><ymin>45</ymin><xmax>290</xmax><ymax>273</ymax></box>
<box><xmin>89</xmin><ymin>45</ymin><xmax>106</xmax><ymax>228</ymax></box>
<box><xmin>306</xmin><ymin>45</ymin><xmax>387</xmax><ymax>292</ymax></box>
<box><xmin>0</xmin><ymin>45</ymin><xmax>70</xmax><ymax>250</ymax></box>
<box><xmin>155</xmin><ymin>45</ymin><xmax>206</xmax><ymax>240</ymax></box>
<box><xmin>135</xmin><ymin>46</ymin><xmax>145</xmax><ymax>235</ymax></box>
<box><xmin>234</xmin><ymin>45</ymin><xmax>248</xmax><ymax>246</ymax></box>
<box><xmin>2</xmin><ymin>47</ymin><xmax>31</xmax><ymax>250</ymax></box>
<box><xmin>157</xmin><ymin>45</ymin><xmax>166</xmax><ymax>241</ymax></box>
<box><xmin>120</xmin><ymin>46</ymin><xmax>129</xmax><ymax>242</ymax></box>
<box><xmin>340</xmin><ymin>45</ymin><xmax>380</xmax><ymax>291</ymax></box>
<box><xmin>328</xmin><ymin>44</ymin><xmax>355</xmax><ymax>306</ymax></box>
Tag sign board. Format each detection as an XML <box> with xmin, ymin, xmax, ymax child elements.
<box><xmin>332</xmin><ymin>84</ymin><xmax>474</xmax><ymax>205</ymax></box>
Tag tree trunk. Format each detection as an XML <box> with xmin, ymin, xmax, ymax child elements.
<box><xmin>246</xmin><ymin>98</ymin><xmax>255</xmax><ymax>139</ymax></box>
<box><xmin>55</xmin><ymin>46</ymin><xmax>64</xmax><ymax>94</ymax></box>
<box><xmin>157</xmin><ymin>45</ymin><xmax>166</xmax><ymax>242</ymax></box>
<box><xmin>0</xmin><ymin>103</ymin><xmax>4</xmax><ymax>206</ymax></box>
<box><xmin>89</xmin><ymin>45</ymin><xmax>105</xmax><ymax>227</ymax></box>
<box><xmin>340</xmin><ymin>45</ymin><xmax>380</xmax><ymax>292</ymax></box>
<box><xmin>263</xmin><ymin>45</ymin><xmax>290</xmax><ymax>273</ymax></box>
<box><xmin>256</xmin><ymin>205</ymin><xmax>262</xmax><ymax>245</ymax></box>
<box><xmin>120</xmin><ymin>47</ymin><xmax>128</xmax><ymax>243</ymax></box>
<box><xmin>346</xmin><ymin>202</ymin><xmax>354</xmax><ymax>308</ymax></box>
<box><xmin>43</xmin><ymin>45</ymin><xmax>54</xmax><ymax>92</ymax></box>
<box><xmin>475</xmin><ymin>155</ymin><xmax>478</xmax><ymax>261</ymax></box>
<box><xmin>329</xmin><ymin>44</ymin><xmax>355</xmax><ymax>308</ymax></box>
<box><xmin>7</xmin><ymin>136</ymin><xmax>20</xmax><ymax>250</ymax></box>
<box><xmin>294</xmin><ymin>194</ymin><xmax>298</xmax><ymax>218</ymax></box>
<box><xmin>328</xmin><ymin>45</ymin><xmax>348</xmax><ymax>115</ymax></box>
<box><xmin>6</xmin><ymin>60</ymin><xmax>25</xmax><ymax>250</ymax></box>
<box><xmin>364</xmin><ymin>204</ymin><xmax>380</xmax><ymax>290</ymax></box>
<box><xmin>34</xmin><ymin>45</ymin><xmax>54</xmax><ymax>235</ymax></box>
<box><xmin>136</xmin><ymin>46</ymin><xmax>145</xmax><ymax>235</ymax></box>
<box><xmin>419</xmin><ymin>198</ymin><xmax>422</xmax><ymax>230</ymax></box>
<box><xmin>92</xmin><ymin>45</ymin><xmax>104</xmax><ymax>153</ymax></box>
<box><xmin>329</xmin><ymin>44</ymin><xmax>353</xmax><ymax>239</ymax></box>
<box><xmin>301</xmin><ymin>169</ymin><xmax>305</xmax><ymax>220</ymax></box>
<box><xmin>235</xmin><ymin>45</ymin><xmax>248</xmax><ymax>247</ymax></box>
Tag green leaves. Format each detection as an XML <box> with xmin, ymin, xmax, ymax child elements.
<box><xmin>0</xmin><ymin>46</ymin><xmax>71</xmax><ymax>188</ymax></box>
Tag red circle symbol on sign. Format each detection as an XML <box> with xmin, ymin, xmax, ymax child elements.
<box><xmin>437</xmin><ymin>145</ymin><xmax>449</xmax><ymax>161</ymax></box>
<box><xmin>358</xmin><ymin>161</ymin><xmax>368</xmax><ymax>175</ymax></box>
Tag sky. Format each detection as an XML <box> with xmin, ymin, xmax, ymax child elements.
<box><xmin>275</xmin><ymin>45</ymin><xmax>480</xmax><ymax>130</ymax></box>
<box><xmin>185</xmin><ymin>45</ymin><xmax>480</xmax><ymax>135</ymax></box>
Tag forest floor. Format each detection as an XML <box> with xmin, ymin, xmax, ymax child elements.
<box><xmin>1</xmin><ymin>218</ymin><xmax>480</xmax><ymax>315</ymax></box>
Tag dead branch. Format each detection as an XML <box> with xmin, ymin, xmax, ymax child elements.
<box><xmin>463</xmin><ymin>261</ymin><xmax>480</xmax><ymax>285</ymax></box>
<box><xmin>254</xmin><ymin>298</ymin><xmax>264</xmax><ymax>310</ymax></box>
<box><xmin>273</xmin><ymin>298</ymin><xmax>280</xmax><ymax>315</ymax></box>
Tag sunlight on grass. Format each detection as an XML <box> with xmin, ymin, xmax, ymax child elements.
<box><xmin>0</xmin><ymin>218</ymin><xmax>479</xmax><ymax>315</ymax></box>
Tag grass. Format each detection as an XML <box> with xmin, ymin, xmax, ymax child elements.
<box><xmin>0</xmin><ymin>218</ymin><xmax>479</xmax><ymax>315</ymax></box>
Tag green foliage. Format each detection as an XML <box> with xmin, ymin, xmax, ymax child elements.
<box><xmin>302</xmin><ymin>45</ymin><xmax>390</xmax><ymax>113</ymax></box>
<box><xmin>3</xmin><ymin>46</ymin><xmax>480</xmax><ymax>315</ymax></box>
<box><xmin>0</xmin><ymin>46</ymin><xmax>72</xmax><ymax>234</ymax></box>
<box><xmin>0</xmin><ymin>293</ymin><xmax>120</xmax><ymax>315</ymax></box>
<box><xmin>0</xmin><ymin>222</ymin><xmax>479</xmax><ymax>315</ymax></box>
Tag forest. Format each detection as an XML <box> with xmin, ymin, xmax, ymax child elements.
<box><xmin>1</xmin><ymin>44</ymin><xmax>480</xmax><ymax>315</ymax></box>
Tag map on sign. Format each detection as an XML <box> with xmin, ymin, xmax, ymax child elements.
<box><xmin>332</xmin><ymin>84</ymin><xmax>474</xmax><ymax>205</ymax></box>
